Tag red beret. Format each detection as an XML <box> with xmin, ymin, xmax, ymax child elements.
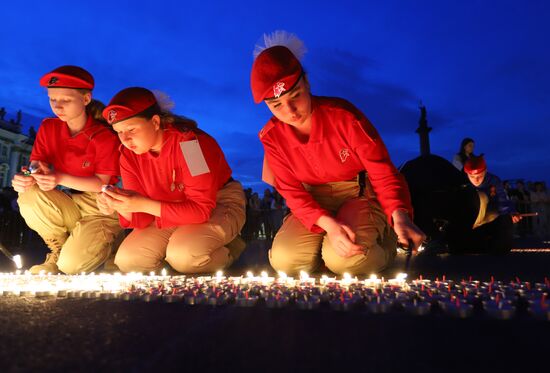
<box><xmin>103</xmin><ymin>87</ymin><xmax>158</xmax><ymax>125</ymax></box>
<box><xmin>250</xmin><ymin>46</ymin><xmax>303</xmax><ymax>103</ymax></box>
<box><xmin>39</xmin><ymin>65</ymin><xmax>94</xmax><ymax>90</ymax></box>
<box><xmin>464</xmin><ymin>156</ymin><xmax>487</xmax><ymax>175</ymax></box>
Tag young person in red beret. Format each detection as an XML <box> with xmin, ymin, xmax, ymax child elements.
<box><xmin>447</xmin><ymin>156</ymin><xmax>520</xmax><ymax>253</ymax></box>
<box><xmin>97</xmin><ymin>87</ymin><xmax>246</xmax><ymax>274</ymax></box>
<box><xmin>11</xmin><ymin>66</ymin><xmax>122</xmax><ymax>274</ymax></box>
<box><xmin>251</xmin><ymin>31</ymin><xmax>425</xmax><ymax>276</ymax></box>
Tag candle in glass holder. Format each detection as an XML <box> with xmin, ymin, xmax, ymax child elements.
<box><xmin>367</xmin><ymin>296</ymin><xmax>393</xmax><ymax>314</ymax></box>
<box><xmin>235</xmin><ymin>291</ymin><xmax>258</xmax><ymax>307</ymax></box>
<box><xmin>403</xmin><ymin>299</ymin><xmax>432</xmax><ymax>316</ymax></box>
<box><xmin>265</xmin><ymin>293</ymin><xmax>289</xmax><ymax>309</ymax></box>
<box><xmin>483</xmin><ymin>300</ymin><xmax>515</xmax><ymax>320</ymax></box>
<box><xmin>439</xmin><ymin>298</ymin><xmax>474</xmax><ymax>318</ymax></box>
<box><xmin>296</xmin><ymin>294</ymin><xmax>321</xmax><ymax>310</ymax></box>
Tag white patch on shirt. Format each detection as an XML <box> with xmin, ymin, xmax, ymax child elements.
<box><xmin>180</xmin><ymin>140</ymin><xmax>210</xmax><ymax>176</ymax></box>
<box><xmin>339</xmin><ymin>148</ymin><xmax>350</xmax><ymax>163</ymax></box>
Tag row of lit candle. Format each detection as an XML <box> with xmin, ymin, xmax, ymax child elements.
<box><xmin>0</xmin><ymin>270</ymin><xmax>548</xmax><ymax>320</ymax></box>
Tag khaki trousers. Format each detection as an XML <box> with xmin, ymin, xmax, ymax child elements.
<box><xmin>114</xmin><ymin>181</ymin><xmax>246</xmax><ymax>274</ymax></box>
<box><xmin>473</xmin><ymin>191</ymin><xmax>499</xmax><ymax>229</ymax></box>
<box><xmin>17</xmin><ymin>185</ymin><xmax>122</xmax><ymax>274</ymax></box>
<box><xmin>269</xmin><ymin>181</ymin><xmax>397</xmax><ymax>276</ymax></box>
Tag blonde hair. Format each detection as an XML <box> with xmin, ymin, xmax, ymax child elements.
<box><xmin>76</xmin><ymin>88</ymin><xmax>107</xmax><ymax>124</ymax></box>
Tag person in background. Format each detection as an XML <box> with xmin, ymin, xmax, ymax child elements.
<box><xmin>463</xmin><ymin>156</ymin><xmax>521</xmax><ymax>253</ymax></box>
<box><xmin>452</xmin><ymin>137</ymin><xmax>476</xmax><ymax>171</ymax></box>
<box><xmin>530</xmin><ymin>182</ymin><xmax>548</xmax><ymax>238</ymax></box>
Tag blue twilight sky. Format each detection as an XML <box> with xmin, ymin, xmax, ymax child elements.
<box><xmin>1</xmin><ymin>0</ymin><xmax>549</xmax><ymax>190</ymax></box>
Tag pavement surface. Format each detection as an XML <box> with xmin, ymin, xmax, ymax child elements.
<box><xmin>1</xmin><ymin>239</ymin><xmax>549</xmax><ymax>372</ymax></box>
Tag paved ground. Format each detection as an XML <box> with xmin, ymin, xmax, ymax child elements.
<box><xmin>0</xmin><ymin>239</ymin><xmax>549</xmax><ymax>372</ymax></box>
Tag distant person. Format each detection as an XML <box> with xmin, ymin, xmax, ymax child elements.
<box><xmin>530</xmin><ymin>182</ymin><xmax>548</xmax><ymax>238</ymax></box>
<box><xmin>11</xmin><ymin>65</ymin><xmax>122</xmax><ymax>274</ymax></box>
<box><xmin>463</xmin><ymin>156</ymin><xmax>521</xmax><ymax>253</ymax></box>
<box><xmin>452</xmin><ymin>137</ymin><xmax>476</xmax><ymax>171</ymax></box>
<box><xmin>251</xmin><ymin>31</ymin><xmax>424</xmax><ymax>275</ymax></box>
<box><xmin>509</xmin><ymin>180</ymin><xmax>531</xmax><ymax>237</ymax></box>
<box><xmin>248</xmin><ymin>192</ymin><xmax>262</xmax><ymax>239</ymax></box>
<box><xmin>97</xmin><ymin>87</ymin><xmax>246</xmax><ymax>274</ymax></box>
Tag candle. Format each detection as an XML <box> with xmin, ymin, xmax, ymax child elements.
<box><xmin>403</xmin><ymin>299</ymin><xmax>432</xmax><ymax>316</ymax></box>
<box><xmin>296</xmin><ymin>294</ymin><xmax>321</xmax><ymax>310</ymax></box>
<box><xmin>235</xmin><ymin>291</ymin><xmax>258</xmax><ymax>307</ymax></box>
<box><xmin>439</xmin><ymin>299</ymin><xmax>474</xmax><ymax>318</ymax></box>
<box><xmin>265</xmin><ymin>293</ymin><xmax>289</xmax><ymax>309</ymax></box>
<box><xmin>367</xmin><ymin>296</ymin><xmax>393</xmax><ymax>314</ymax></box>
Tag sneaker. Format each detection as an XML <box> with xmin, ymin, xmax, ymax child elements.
<box><xmin>226</xmin><ymin>235</ymin><xmax>247</xmax><ymax>261</ymax></box>
<box><xmin>29</xmin><ymin>237</ymin><xmax>64</xmax><ymax>275</ymax></box>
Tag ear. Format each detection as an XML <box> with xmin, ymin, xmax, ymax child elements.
<box><xmin>151</xmin><ymin>114</ymin><xmax>161</xmax><ymax>130</ymax></box>
<box><xmin>82</xmin><ymin>92</ymin><xmax>92</xmax><ymax>106</ymax></box>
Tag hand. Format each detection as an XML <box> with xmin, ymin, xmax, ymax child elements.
<box><xmin>324</xmin><ymin>219</ymin><xmax>365</xmax><ymax>258</ymax></box>
<box><xmin>103</xmin><ymin>187</ymin><xmax>145</xmax><ymax>215</ymax></box>
<box><xmin>34</xmin><ymin>161</ymin><xmax>51</xmax><ymax>175</ymax></box>
<box><xmin>32</xmin><ymin>171</ymin><xmax>60</xmax><ymax>191</ymax></box>
<box><xmin>12</xmin><ymin>173</ymin><xmax>36</xmax><ymax>193</ymax></box>
<box><xmin>511</xmin><ymin>214</ymin><xmax>522</xmax><ymax>224</ymax></box>
<box><xmin>96</xmin><ymin>192</ymin><xmax>115</xmax><ymax>215</ymax></box>
<box><xmin>392</xmin><ymin>209</ymin><xmax>426</xmax><ymax>254</ymax></box>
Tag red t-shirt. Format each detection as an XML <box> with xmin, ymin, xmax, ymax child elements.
<box><xmin>259</xmin><ymin>96</ymin><xmax>412</xmax><ymax>233</ymax></box>
<box><xmin>30</xmin><ymin>115</ymin><xmax>120</xmax><ymax>184</ymax></box>
<box><xmin>118</xmin><ymin>126</ymin><xmax>232</xmax><ymax>229</ymax></box>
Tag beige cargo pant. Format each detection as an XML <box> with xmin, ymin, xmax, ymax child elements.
<box><xmin>114</xmin><ymin>181</ymin><xmax>246</xmax><ymax>274</ymax></box>
<box><xmin>473</xmin><ymin>191</ymin><xmax>499</xmax><ymax>229</ymax></box>
<box><xmin>17</xmin><ymin>185</ymin><xmax>122</xmax><ymax>274</ymax></box>
<box><xmin>269</xmin><ymin>180</ymin><xmax>397</xmax><ymax>276</ymax></box>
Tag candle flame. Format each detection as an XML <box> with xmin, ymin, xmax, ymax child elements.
<box><xmin>396</xmin><ymin>273</ymin><xmax>408</xmax><ymax>281</ymax></box>
<box><xmin>12</xmin><ymin>255</ymin><xmax>23</xmax><ymax>269</ymax></box>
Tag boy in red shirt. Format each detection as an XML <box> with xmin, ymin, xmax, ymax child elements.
<box><xmin>97</xmin><ymin>87</ymin><xmax>246</xmax><ymax>273</ymax></box>
<box><xmin>251</xmin><ymin>32</ymin><xmax>425</xmax><ymax>275</ymax></box>
<box><xmin>11</xmin><ymin>66</ymin><xmax>122</xmax><ymax>274</ymax></box>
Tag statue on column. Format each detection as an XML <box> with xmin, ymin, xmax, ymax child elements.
<box><xmin>0</xmin><ymin>107</ymin><xmax>6</xmax><ymax>120</ymax></box>
<box><xmin>16</xmin><ymin>110</ymin><xmax>22</xmax><ymax>124</ymax></box>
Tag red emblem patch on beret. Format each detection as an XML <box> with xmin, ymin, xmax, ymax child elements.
<box><xmin>273</xmin><ymin>82</ymin><xmax>286</xmax><ymax>98</ymax></box>
<box><xmin>108</xmin><ymin>110</ymin><xmax>117</xmax><ymax>124</ymax></box>
<box><xmin>103</xmin><ymin>87</ymin><xmax>158</xmax><ymax>125</ymax></box>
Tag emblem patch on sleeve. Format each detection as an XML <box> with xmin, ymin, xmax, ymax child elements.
<box><xmin>180</xmin><ymin>140</ymin><xmax>210</xmax><ymax>176</ymax></box>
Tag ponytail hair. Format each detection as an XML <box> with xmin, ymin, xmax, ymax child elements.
<box><xmin>75</xmin><ymin>88</ymin><xmax>108</xmax><ymax>125</ymax></box>
<box><xmin>86</xmin><ymin>99</ymin><xmax>107</xmax><ymax>124</ymax></box>
<box><xmin>135</xmin><ymin>102</ymin><xmax>198</xmax><ymax>132</ymax></box>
